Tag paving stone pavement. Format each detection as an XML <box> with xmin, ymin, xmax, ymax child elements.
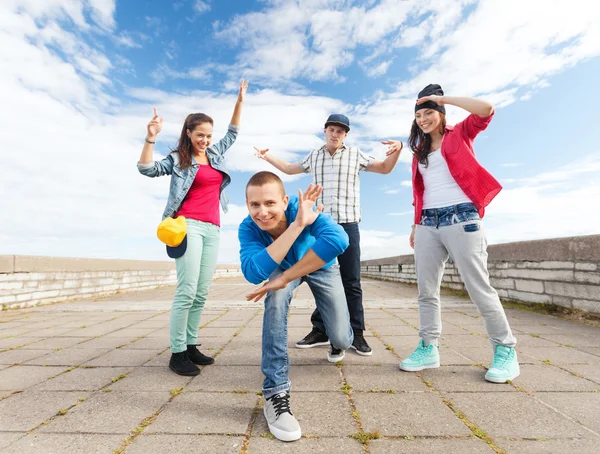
<box><xmin>1</xmin><ymin>277</ymin><xmax>599</xmax><ymax>453</ymax></box>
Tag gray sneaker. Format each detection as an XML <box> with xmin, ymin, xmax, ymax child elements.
<box><xmin>263</xmin><ymin>392</ymin><xmax>301</xmax><ymax>442</ymax></box>
<box><xmin>327</xmin><ymin>345</ymin><xmax>345</xmax><ymax>363</ymax></box>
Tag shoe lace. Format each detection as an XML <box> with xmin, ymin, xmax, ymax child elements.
<box><xmin>354</xmin><ymin>336</ymin><xmax>368</xmax><ymax>349</ymax></box>
<box><xmin>307</xmin><ymin>329</ymin><xmax>324</xmax><ymax>342</ymax></box>
<box><xmin>269</xmin><ymin>392</ymin><xmax>292</xmax><ymax>418</ymax></box>
<box><xmin>409</xmin><ymin>345</ymin><xmax>432</xmax><ymax>360</ymax></box>
<box><xmin>491</xmin><ymin>348</ymin><xmax>513</xmax><ymax>369</ymax></box>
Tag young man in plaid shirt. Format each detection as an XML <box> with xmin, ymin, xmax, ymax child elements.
<box><xmin>255</xmin><ymin>114</ymin><xmax>402</xmax><ymax>356</ymax></box>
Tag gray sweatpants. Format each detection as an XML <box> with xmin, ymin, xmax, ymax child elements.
<box><xmin>414</xmin><ymin>220</ymin><xmax>516</xmax><ymax>349</ymax></box>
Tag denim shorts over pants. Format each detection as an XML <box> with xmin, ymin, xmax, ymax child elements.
<box><xmin>262</xmin><ymin>266</ymin><xmax>353</xmax><ymax>398</ymax></box>
<box><xmin>414</xmin><ymin>203</ymin><xmax>516</xmax><ymax>350</ymax></box>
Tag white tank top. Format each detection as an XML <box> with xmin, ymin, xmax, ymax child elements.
<box><xmin>418</xmin><ymin>147</ymin><xmax>472</xmax><ymax>209</ymax></box>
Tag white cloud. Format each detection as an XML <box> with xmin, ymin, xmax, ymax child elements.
<box><xmin>193</xmin><ymin>1</ymin><xmax>211</xmax><ymax>14</ymax></box>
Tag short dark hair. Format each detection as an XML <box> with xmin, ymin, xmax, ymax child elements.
<box><xmin>245</xmin><ymin>171</ymin><xmax>285</xmax><ymax>198</ymax></box>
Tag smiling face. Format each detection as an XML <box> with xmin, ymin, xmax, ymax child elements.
<box><xmin>324</xmin><ymin>124</ymin><xmax>348</xmax><ymax>151</ymax></box>
<box><xmin>415</xmin><ymin>108</ymin><xmax>443</xmax><ymax>136</ymax></box>
<box><xmin>186</xmin><ymin>122</ymin><xmax>213</xmax><ymax>154</ymax></box>
<box><xmin>246</xmin><ymin>182</ymin><xmax>289</xmax><ymax>234</ymax></box>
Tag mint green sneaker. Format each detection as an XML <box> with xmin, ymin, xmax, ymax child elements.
<box><xmin>399</xmin><ymin>339</ymin><xmax>440</xmax><ymax>372</ymax></box>
<box><xmin>485</xmin><ymin>345</ymin><xmax>520</xmax><ymax>383</ymax></box>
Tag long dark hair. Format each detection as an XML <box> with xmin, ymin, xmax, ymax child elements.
<box><xmin>173</xmin><ymin>113</ymin><xmax>214</xmax><ymax>170</ymax></box>
<box><xmin>408</xmin><ymin>113</ymin><xmax>446</xmax><ymax>167</ymax></box>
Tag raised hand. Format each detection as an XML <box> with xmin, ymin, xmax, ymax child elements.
<box><xmin>416</xmin><ymin>95</ymin><xmax>445</xmax><ymax>106</ymax></box>
<box><xmin>254</xmin><ymin>146</ymin><xmax>269</xmax><ymax>160</ymax></box>
<box><xmin>382</xmin><ymin>140</ymin><xmax>403</xmax><ymax>157</ymax></box>
<box><xmin>245</xmin><ymin>274</ymin><xmax>288</xmax><ymax>302</ymax></box>
<box><xmin>238</xmin><ymin>79</ymin><xmax>249</xmax><ymax>103</ymax></box>
<box><xmin>147</xmin><ymin>107</ymin><xmax>163</xmax><ymax>139</ymax></box>
<box><xmin>294</xmin><ymin>184</ymin><xmax>324</xmax><ymax>228</ymax></box>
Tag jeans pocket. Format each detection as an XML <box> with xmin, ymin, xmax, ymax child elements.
<box><xmin>463</xmin><ymin>223</ymin><xmax>480</xmax><ymax>233</ymax></box>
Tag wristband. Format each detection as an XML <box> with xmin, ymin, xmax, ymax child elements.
<box><xmin>145</xmin><ymin>137</ymin><xmax>156</xmax><ymax>144</ymax></box>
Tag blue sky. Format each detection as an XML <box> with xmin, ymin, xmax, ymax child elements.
<box><xmin>1</xmin><ymin>0</ymin><xmax>599</xmax><ymax>263</ymax></box>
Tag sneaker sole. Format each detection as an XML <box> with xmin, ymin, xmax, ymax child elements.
<box><xmin>327</xmin><ymin>352</ymin><xmax>345</xmax><ymax>363</ymax></box>
<box><xmin>350</xmin><ymin>345</ymin><xmax>373</xmax><ymax>356</ymax></box>
<box><xmin>399</xmin><ymin>362</ymin><xmax>440</xmax><ymax>372</ymax></box>
<box><xmin>190</xmin><ymin>359</ymin><xmax>215</xmax><ymax>366</ymax></box>
<box><xmin>295</xmin><ymin>341</ymin><xmax>330</xmax><ymax>349</ymax></box>
<box><xmin>169</xmin><ymin>364</ymin><xmax>201</xmax><ymax>376</ymax></box>
<box><xmin>484</xmin><ymin>371</ymin><xmax>520</xmax><ymax>384</ymax></box>
<box><xmin>267</xmin><ymin>423</ymin><xmax>302</xmax><ymax>442</ymax></box>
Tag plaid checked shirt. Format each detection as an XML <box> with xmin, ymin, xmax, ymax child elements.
<box><xmin>300</xmin><ymin>144</ymin><xmax>374</xmax><ymax>223</ymax></box>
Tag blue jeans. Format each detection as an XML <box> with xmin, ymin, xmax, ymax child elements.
<box><xmin>262</xmin><ymin>266</ymin><xmax>353</xmax><ymax>398</ymax></box>
<box><xmin>420</xmin><ymin>202</ymin><xmax>480</xmax><ymax>228</ymax></box>
<box><xmin>311</xmin><ymin>222</ymin><xmax>364</xmax><ymax>333</ymax></box>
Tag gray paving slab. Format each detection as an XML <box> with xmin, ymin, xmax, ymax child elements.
<box><xmin>562</xmin><ymin>364</ymin><xmax>600</xmax><ymax>384</ymax></box>
<box><xmin>444</xmin><ymin>392</ymin><xmax>590</xmax><ymax>438</ymax></box>
<box><xmin>20</xmin><ymin>336</ymin><xmax>91</xmax><ymax>349</ymax></box>
<box><xmin>495</xmin><ymin>437</ymin><xmax>600</xmax><ymax>454</ymax></box>
<box><xmin>353</xmin><ymin>392</ymin><xmax>471</xmax><ymax>437</ymax></box>
<box><xmin>1</xmin><ymin>277</ymin><xmax>599</xmax><ymax>453</ymax></box>
<box><xmin>343</xmin><ymin>364</ymin><xmax>428</xmax><ymax>392</ymax></box>
<box><xmin>68</xmin><ymin>336</ymin><xmax>134</xmax><ymax>349</ymax></box>
<box><xmin>0</xmin><ymin>433</ymin><xmax>24</xmax><ymax>451</ymax></box>
<box><xmin>536</xmin><ymin>392</ymin><xmax>600</xmax><ymax>433</ymax></box>
<box><xmin>247</xmin><ymin>437</ymin><xmax>364</xmax><ymax>453</ymax></box>
<box><xmin>253</xmin><ymin>392</ymin><xmax>357</xmax><ymax>438</ymax></box>
<box><xmin>0</xmin><ymin>391</ymin><xmax>90</xmax><ymax>431</ymax></box>
<box><xmin>519</xmin><ymin>346</ymin><xmax>600</xmax><ymax>364</ymax></box>
<box><xmin>0</xmin><ymin>348</ymin><xmax>49</xmax><ymax>365</ymax></box>
<box><xmin>149</xmin><ymin>392</ymin><xmax>258</xmax><ymax>434</ymax></box>
<box><xmin>515</xmin><ymin>365</ymin><xmax>600</xmax><ymax>391</ymax></box>
<box><xmin>186</xmin><ymin>365</ymin><xmax>263</xmax><ymax>392</ymax></box>
<box><xmin>369</xmin><ymin>438</ymin><xmax>495</xmax><ymax>453</ymax></box>
<box><xmin>35</xmin><ymin>366</ymin><xmax>132</xmax><ymax>391</ymax></box>
<box><xmin>0</xmin><ymin>365</ymin><xmax>68</xmax><ymax>390</ymax></box>
<box><xmin>420</xmin><ymin>366</ymin><xmax>517</xmax><ymax>392</ymax></box>
<box><xmin>125</xmin><ymin>434</ymin><xmax>244</xmax><ymax>454</ymax></box>
<box><xmin>109</xmin><ymin>365</ymin><xmax>193</xmax><ymax>391</ymax></box>
<box><xmin>38</xmin><ymin>391</ymin><xmax>170</xmax><ymax>434</ymax></box>
<box><xmin>84</xmin><ymin>348</ymin><xmax>164</xmax><ymax>367</ymax></box>
<box><xmin>24</xmin><ymin>347</ymin><xmax>112</xmax><ymax>366</ymax></box>
<box><xmin>2</xmin><ymin>433</ymin><xmax>123</xmax><ymax>454</ymax></box>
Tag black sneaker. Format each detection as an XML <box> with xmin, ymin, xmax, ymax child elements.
<box><xmin>169</xmin><ymin>351</ymin><xmax>200</xmax><ymax>376</ymax></box>
<box><xmin>187</xmin><ymin>345</ymin><xmax>215</xmax><ymax>365</ymax></box>
<box><xmin>295</xmin><ymin>328</ymin><xmax>330</xmax><ymax>349</ymax></box>
<box><xmin>351</xmin><ymin>334</ymin><xmax>372</xmax><ymax>356</ymax></box>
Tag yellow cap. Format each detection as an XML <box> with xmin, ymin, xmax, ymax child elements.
<box><xmin>157</xmin><ymin>216</ymin><xmax>187</xmax><ymax>247</ymax></box>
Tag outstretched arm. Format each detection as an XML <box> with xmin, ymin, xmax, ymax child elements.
<box><xmin>416</xmin><ymin>95</ymin><xmax>493</xmax><ymax>117</ymax></box>
<box><xmin>367</xmin><ymin>140</ymin><xmax>403</xmax><ymax>174</ymax></box>
<box><xmin>254</xmin><ymin>147</ymin><xmax>304</xmax><ymax>175</ymax></box>
<box><xmin>230</xmin><ymin>79</ymin><xmax>249</xmax><ymax>126</ymax></box>
<box><xmin>138</xmin><ymin>107</ymin><xmax>163</xmax><ymax>165</ymax></box>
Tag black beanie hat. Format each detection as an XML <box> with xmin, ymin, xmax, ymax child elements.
<box><xmin>415</xmin><ymin>84</ymin><xmax>446</xmax><ymax>115</ymax></box>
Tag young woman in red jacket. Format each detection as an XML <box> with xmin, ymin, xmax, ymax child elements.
<box><xmin>399</xmin><ymin>84</ymin><xmax>519</xmax><ymax>383</ymax></box>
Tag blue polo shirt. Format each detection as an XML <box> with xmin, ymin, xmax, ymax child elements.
<box><xmin>238</xmin><ymin>196</ymin><xmax>349</xmax><ymax>284</ymax></box>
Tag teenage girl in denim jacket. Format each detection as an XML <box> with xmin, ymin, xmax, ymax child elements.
<box><xmin>392</xmin><ymin>84</ymin><xmax>519</xmax><ymax>383</ymax></box>
<box><xmin>137</xmin><ymin>80</ymin><xmax>248</xmax><ymax>376</ymax></box>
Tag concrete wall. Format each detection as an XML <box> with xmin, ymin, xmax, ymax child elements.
<box><xmin>0</xmin><ymin>255</ymin><xmax>241</xmax><ymax>310</ymax></box>
<box><xmin>361</xmin><ymin>234</ymin><xmax>600</xmax><ymax>315</ymax></box>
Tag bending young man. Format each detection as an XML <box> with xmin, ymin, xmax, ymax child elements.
<box><xmin>239</xmin><ymin>171</ymin><xmax>353</xmax><ymax>442</ymax></box>
<box><xmin>254</xmin><ymin>114</ymin><xmax>402</xmax><ymax>355</ymax></box>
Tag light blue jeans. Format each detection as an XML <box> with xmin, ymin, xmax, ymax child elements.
<box><xmin>262</xmin><ymin>266</ymin><xmax>353</xmax><ymax>398</ymax></box>
<box><xmin>170</xmin><ymin>219</ymin><xmax>220</xmax><ymax>353</ymax></box>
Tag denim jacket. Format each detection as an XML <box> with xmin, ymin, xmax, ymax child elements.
<box><xmin>137</xmin><ymin>124</ymin><xmax>238</xmax><ymax>220</ymax></box>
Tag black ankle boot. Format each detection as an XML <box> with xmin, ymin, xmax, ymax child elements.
<box><xmin>187</xmin><ymin>345</ymin><xmax>215</xmax><ymax>365</ymax></box>
<box><xmin>169</xmin><ymin>351</ymin><xmax>200</xmax><ymax>376</ymax></box>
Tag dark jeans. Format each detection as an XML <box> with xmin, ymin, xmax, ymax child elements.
<box><xmin>311</xmin><ymin>222</ymin><xmax>364</xmax><ymax>334</ymax></box>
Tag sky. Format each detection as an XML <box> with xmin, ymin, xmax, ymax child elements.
<box><xmin>1</xmin><ymin>0</ymin><xmax>599</xmax><ymax>264</ymax></box>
